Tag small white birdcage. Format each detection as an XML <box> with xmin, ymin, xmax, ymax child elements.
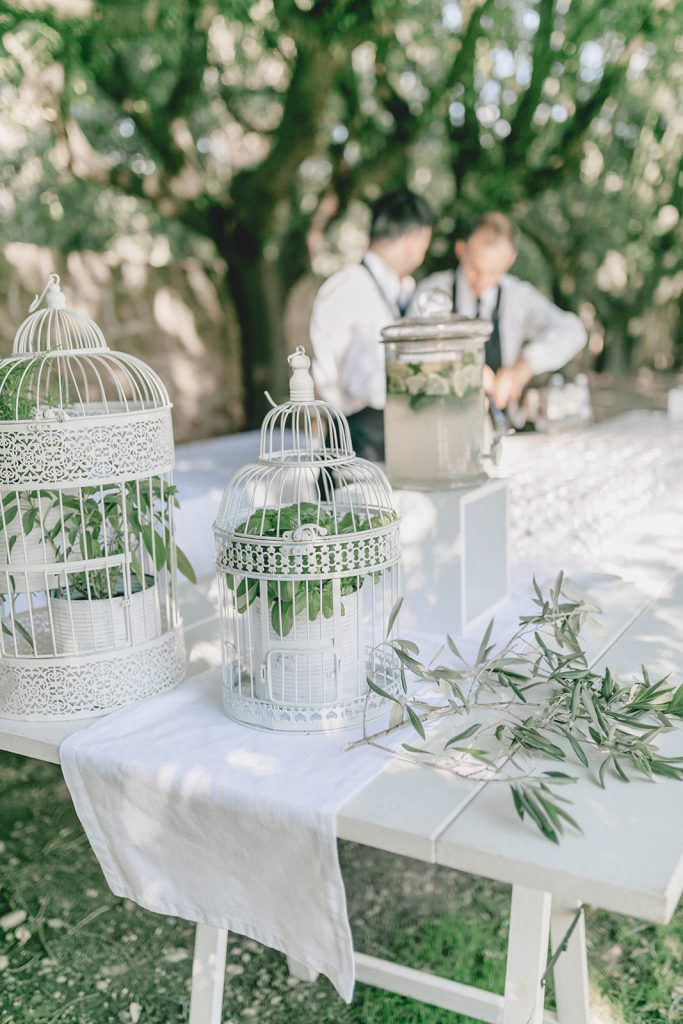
<box><xmin>214</xmin><ymin>347</ymin><xmax>402</xmax><ymax>732</ymax></box>
<box><xmin>0</xmin><ymin>274</ymin><xmax>190</xmax><ymax>720</ymax></box>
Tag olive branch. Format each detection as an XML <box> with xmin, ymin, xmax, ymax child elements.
<box><xmin>355</xmin><ymin>573</ymin><xmax>683</xmax><ymax>844</ymax></box>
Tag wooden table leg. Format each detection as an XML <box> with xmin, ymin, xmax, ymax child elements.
<box><xmin>286</xmin><ymin>956</ymin><xmax>320</xmax><ymax>982</ymax></box>
<box><xmin>551</xmin><ymin>901</ymin><xmax>590</xmax><ymax>1024</ymax></box>
<box><xmin>189</xmin><ymin>924</ymin><xmax>228</xmax><ymax>1024</ymax></box>
<box><xmin>503</xmin><ymin>885</ymin><xmax>552</xmax><ymax>1024</ymax></box>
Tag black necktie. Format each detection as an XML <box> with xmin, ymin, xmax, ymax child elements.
<box><xmin>452</xmin><ymin>274</ymin><xmax>503</xmax><ymax>371</ymax></box>
<box><xmin>479</xmin><ymin>293</ymin><xmax>503</xmax><ymax>372</ymax></box>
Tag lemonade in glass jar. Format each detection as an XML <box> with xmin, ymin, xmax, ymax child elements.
<box><xmin>382</xmin><ymin>307</ymin><xmax>492</xmax><ymax>490</ymax></box>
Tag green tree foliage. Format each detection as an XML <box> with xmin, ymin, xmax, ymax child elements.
<box><xmin>1</xmin><ymin>1</ymin><xmax>682</xmax><ymax>421</ymax></box>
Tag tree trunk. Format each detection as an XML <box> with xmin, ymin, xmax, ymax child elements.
<box><xmin>603</xmin><ymin>311</ymin><xmax>630</xmax><ymax>374</ymax></box>
<box><xmin>218</xmin><ymin>223</ymin><xmax>291</xmax><ymax>428</ymax></box>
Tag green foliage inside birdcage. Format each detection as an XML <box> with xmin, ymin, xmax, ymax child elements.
<box><xmin>225</xmin><ymin>503</ymin><xmax>396</xmax><ymax>637</ymax></box>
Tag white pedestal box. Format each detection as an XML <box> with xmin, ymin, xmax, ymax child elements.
<box><xmin>393</xmin><ymin>479</ymin><xmax>509</xmax><ymax>637</ymax></box>
<box><xmin>667</xmin><ymin>387</ymin><xmax>683</xmax><ymax>423</ymax></box>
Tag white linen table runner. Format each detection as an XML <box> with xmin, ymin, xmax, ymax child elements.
<box><xmin>60</xmin><ymin>668</ymin><xmax>388</xmax><ymax>1001</ymax></box>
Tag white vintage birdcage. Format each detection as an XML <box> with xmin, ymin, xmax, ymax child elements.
<box><xmin>0</xmin><ymin>274</ymin><xmax>190</xmax><ymax>720</ymax></box>
<box><xmin>214</xmin><ymin>347</ymin><xmax>402</xmax><ymax>732</ymax></box>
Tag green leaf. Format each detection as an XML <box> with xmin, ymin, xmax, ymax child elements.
<box><xmin>511</xmin><ymin>785</ymin><xmax>526</xmax><ymax>821</ymax></box>
<box><xmin>385</xmin><ymin>597</ymin><xmax>403</xmax><ymax>638</ymax></box>
<box><xmin>321</xmin><ymin>585</ymin><xmax>334</xmax><ymax>619</ymax></box>
<box><xmin>552</xmin><ymin>570</ymin><xmax>565</xmax><ymax>601</ymax></box>
<box><xmin>394</xmin><ymin>648</ymin><xmax>425</xmax><ymax>675</ymax></box>
<box><xmin>22</xmin><ymin>508</ymin><xmax>37</xmax><ymax>535</ymax></box>
<box><xmin>444</xmin><ymin>723</ymin><xmax>481</xmax><ymax>748</ymax></box>
<box><xmin>536</xmin><ymin>793</ymin><xmax>566</xmax><ymax>836</ymax></box>
<box><xmin>307</xmin><ymin>585</ymin><xmax>321</xmax><ymax>622</ymax></box>
<box><xmin>406</xmin><ymin>704</ymin><xmax>426</xmax><ymax>740</ymax></box>
<box><xmin>476</xmin><ymin>619</ymin><xmax>494</xmax><ymax>665</ymax></box>
<box><xmin>501</xmin><ymin>674</ymin><xmax>527</xmax><ymax>703</ymax></box>
<box><xmin>392</xmin><ymin>638</ymin><xmax>419</xmax><ymax>655</ymax></box>
<box><xmin>598</xmin><ymin>757</ymin><xmax>610</xmax><ymax>789</ymax></box>
<box><xmin>2</xmin><ymin>504</ymin><xmax>17</xmax><ymax>527</ymax></box>
<box><xmin>532</xmin><ymin>577</ymin><xmax>544</xmax><ymax>606</ymax></box>
<box><xmin>141</xmin><ymin>523</ymin><xmax>156</xmax><ymax>561</ymax></box>
<box><xmin>272</xmin><ymin>598</ymin><xmax>294</xmax><ymax>637</ymax></box>
<box><xmin>176</xmin><ymin>545</ymin><xmax>197</xmax><ymax>584</ymax></box>
<box><xmin>366</xmin><ymin>675</ymin><xmax>401</xmax><ymax>705</ymax></box>
<box><xmin>581</xmin><ymin>689</ymin><xmax>607</xmax><ymax>736</ymax></box>
<box><xmin>519</xmin><ymin>789</ymin><xmax>559</xmax><ymax>843</ymax></box>
<box><xmin>667</xmin><ymin>685</ymin><xmax>683</xmax><ymax>718</ymax></box>
<box><xmin>651</xmin><ymin>759</ymin><xmax>683</xmax><ymax>780</ymax></box>
<box><xmin>399</xmin><ymin>664</ymin><xmax>407</xmax><ymax>695</ymax></box>
<box><xmin>553</xmin><ymin>804</ymin><xmax>583</xmax><ymax>834</ymax></box>
<box><xmin>570</xmin><ymin>684</ymin><xmax>581</xmax><ymax>718</ymax></box>
<box><xmin>446</xmin><ymin>634</ymin><xmax>465</xmax><ymax>663</ymax></box>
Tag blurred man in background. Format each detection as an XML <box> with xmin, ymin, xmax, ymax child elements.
<box><xmin>310</xmin><ymin>189</ymin><xmax>433</xmax><ymax>460</ymax></box>
<box><xmin>413</xmin><ymin>212</ymin><xmax>586</xmax><ymax>411</ymax></box>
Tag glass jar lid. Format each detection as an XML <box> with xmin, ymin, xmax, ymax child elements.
<box><xmin>380</xmin><ymin>288</ymin><xmax>492</xmax><ymax>343</ymax></box>
<box><xmin>381</xmin><ymin>314</ymin><xmax>492</xmax><ymax>342</ymax></box>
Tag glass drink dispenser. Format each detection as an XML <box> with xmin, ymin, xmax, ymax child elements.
<box><xmin>381</xmin><ymin>309</ymin><xmax>493</xmax><ymax>491</ymax></box>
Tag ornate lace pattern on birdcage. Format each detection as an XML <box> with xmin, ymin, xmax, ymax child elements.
<box><xmin>0</xmin><ymin>411</ymin><xmax>174</xmax><ymax>486</ymax></box>
<box><xmin>0</xmin><ymin>626</ymin><xmax>185</xmax><ymax>720</ymax></box>
<box><xmin>215</xmin><ymin>525</ymin><xmax>400</xmax><ymax>578</ymax></box>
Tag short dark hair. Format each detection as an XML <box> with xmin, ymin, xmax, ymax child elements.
<box><xmin>458</xmin><ymin>211</ymin><xmax>517</xmax><ymax>246</ymax></box>
<box><xmin>369</xmin><ymin>189</ymin><xmax>434</xmax><ymax>242</ymax></box>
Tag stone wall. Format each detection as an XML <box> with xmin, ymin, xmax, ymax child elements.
<box><xmin>1</xmin><ymin>244</ymin><xmax>244</xmax><ymax>443</ymax></box>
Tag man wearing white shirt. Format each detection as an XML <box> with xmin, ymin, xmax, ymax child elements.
<box><xmin>412</xmin><ymin>212</ymin><xmax>587</xmax><ymax>411</ymax></box>
<box><xmin>309</xmin><ymin>189</ymin><xmax>433</xmax><ymax>459</ymax></box>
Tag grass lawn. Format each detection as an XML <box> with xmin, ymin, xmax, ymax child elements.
<box><xmin>1</xmin><ymin>753</ymin><xmax>682</xmax><ymax>1024</ymax></box>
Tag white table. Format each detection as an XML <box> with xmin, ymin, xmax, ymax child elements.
<box><xmin>3</xmin><ymin>566</ymin><xmax>683</xmax><ymax>1024</ymax></box>
<box><xmin>3</xmin><ymin>422</ymin><xmax>683</xmax><ymax>1024</ymax></box>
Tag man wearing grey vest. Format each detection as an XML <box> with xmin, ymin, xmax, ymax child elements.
<box><xmin>412</xmin><ymin>212</ymin><xmax>586</xmax><ymax>410</ymax></box>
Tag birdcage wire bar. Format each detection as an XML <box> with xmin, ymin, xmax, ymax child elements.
<box><xmin>214</xmin><ymin>347</ymin><xmax>402</xmax><ymax>732</ymax></box>
<box><xmin>0</xmin><ymin>274</ymin><xmax>187</xmax><ymax>720</ymax></box>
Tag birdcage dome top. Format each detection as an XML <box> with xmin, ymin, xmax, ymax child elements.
<box><xmin>0</xmin><ymin>275</ymin><xmax>170</xmax><ymax>421</ymax></box>
<box><xmin>258</xmin><ymin>347</ymin><xmax>354</xmax><ymax>467</ymax></box>
<box><xmin>215</xmin><ymin>348</ymin><xmax>397</xmax><ymax>545</ymax></box>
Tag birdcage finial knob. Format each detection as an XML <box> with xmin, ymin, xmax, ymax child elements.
<box><xmin>288</xmin><ymin>346</ymin><xmax>314</xmax><ymax>402</ymax></box>
<box><xmin>29</xmin><ymin>273</ymin><xmax>66</xmax><ymax>313</ymax></box>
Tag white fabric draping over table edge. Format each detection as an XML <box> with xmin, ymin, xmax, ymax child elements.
<box><xmin>60</xmin><ymin>669</ymin><xmax>389</xmax><ymax>1001</ymax></box>
<box><xmin>57</xmin><ymin>568</ymin><xmax>633</xmax><ymax>1002</ymax></box>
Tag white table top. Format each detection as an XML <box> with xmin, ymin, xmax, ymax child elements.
<box><xmin>3</xmin><ymin>420</ymin><xmax>683</xmax><ymax>928</ymax></box>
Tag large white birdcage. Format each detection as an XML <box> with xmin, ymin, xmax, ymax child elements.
<box><xmin>214</xmin><ymin>347</ymin><xmax>402</xmax><ymax>732</ymax></box>
<box><xmin>0</xmin><ymin>274</ymin><xmax>191</xmax><ymax>720</ymax></box>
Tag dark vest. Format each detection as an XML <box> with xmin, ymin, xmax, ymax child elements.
<box><xmin>451</xmin><ymin>268</ymin><xmax>503</xmax><ymax>372</ymax></box>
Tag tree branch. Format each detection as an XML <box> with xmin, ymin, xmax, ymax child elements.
<box><xmin>230</xmin><ymin>38</ymin><xmax>340</xmax><ymax>239</ymax></box>
<box><xmin>446</xmin><ymin>0</ymin><xmax>497</xmax><ymax>191</ymax></box>
<box><xmin>505</xmin><ymin>0</ymin><xmax>556</xmax><ymax>165</ymax></box>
